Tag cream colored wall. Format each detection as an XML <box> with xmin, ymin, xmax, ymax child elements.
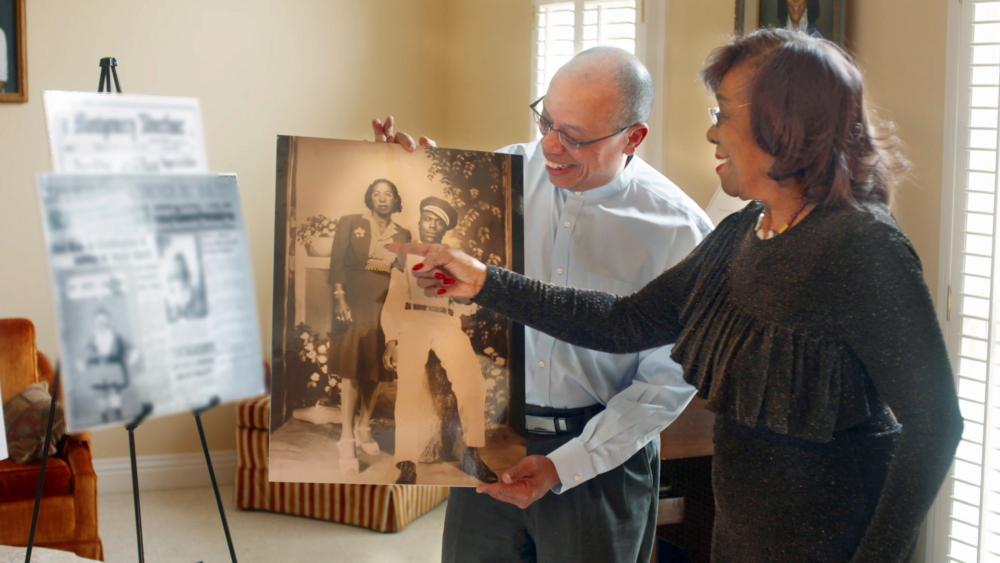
<box><xmin>0</xmin><ymin>0</ymin><xmax>446</xmax><ymax>458</ymax></box>
<box><xmin>662</xmin><ymin>0</ymin><xmax>737</xmax><ymax>208</ymax></box>
<box><xmin>440</xmin><ymin>0</ymin><xmax>533</xmax><ymax>150</ymax></box>
<box><xmin>849</xmin><ymin>0</ymin><xmax>948</xmax><ymax>298</ymax></box>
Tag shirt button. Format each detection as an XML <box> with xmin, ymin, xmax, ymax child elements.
<box><xmin>563</xmin><ymin>221</ymin><xmax>571</xmax><ymax>228</ymax></box>
<box><xmin>537</xmin><ymin>360</ymin><xmax>546</xmax><ymax>368</ymax></box>
<box><xmin>574</xmin><ymin>474</ymin><xmax>582</xmax><ymax>482</ymax></box>
<box><xmin>556</xmin><ymin>267</ymin><xmax>564</xmax><ymax>275</ymax></box>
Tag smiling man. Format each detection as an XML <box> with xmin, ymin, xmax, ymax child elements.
<box><xmin>374</xmin><ymin>46</ymin><xmax>712</xmax><ymax>563</ymax></box>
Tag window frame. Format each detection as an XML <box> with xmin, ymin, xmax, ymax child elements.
<box><xmin>930</xmin><ymin>0</ymin><xmax>995</xmax><ymax>561</ymax></box>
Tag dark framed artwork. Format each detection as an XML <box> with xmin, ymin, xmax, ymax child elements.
<box><xmin>736</xmin><ymin>0</ymin><xmax>846</xmax><ymax>46</ymax></box>
<box><xmin>0</xmin><ymin>0</ymin><xmax>26</xmax><ymax>103</ymax></box>
<box><xmin>271</xmin><ymin>136</ymin><xmax>526</xmax><ymax>486</ymax></box>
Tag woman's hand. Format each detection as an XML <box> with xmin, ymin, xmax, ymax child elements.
<box><xmin>333</xmin><ymin>285</ymin><xmax>353</xmax><ymax>323</ymax></box>
<box><xmin>385</xmin><ymin>243</ymin><xmax>488</xmax><ymax>299</ymax></box>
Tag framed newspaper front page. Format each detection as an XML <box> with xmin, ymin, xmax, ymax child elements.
<box><xmin>271</xmin><ymin>136</ymin><xmax>525</xmax><ymax>487</ymax></box>
<box><xmin>38</xmin><ymin>174</ymin><xmax>265</xmax><ymax>431</ymax></box>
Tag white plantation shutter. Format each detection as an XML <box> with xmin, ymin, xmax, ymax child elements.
<box><xmin>581</xmin><ymin>1</ymin><xmax>637</xmax><ymax>54</ymax></box>
<box><xmin>532</xmin><ymin>0</ymin><xmax>638</xmax><ymax>102</ymax></box>
<box><xmin>937</xmin><ymin>1</ymin><xmax>1000</xmax><ymax>561</ymax></box>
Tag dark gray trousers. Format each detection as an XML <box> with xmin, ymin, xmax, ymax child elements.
<box><xmin>442</xmin><ymin>433</ymin><xmax>660</xmax><ymax>563</ymax></box>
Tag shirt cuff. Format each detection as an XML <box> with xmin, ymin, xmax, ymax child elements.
<box><xmin>546</xmin><ymin>437</ymin><xmax>598</xmax><ymax>494</ymax></box>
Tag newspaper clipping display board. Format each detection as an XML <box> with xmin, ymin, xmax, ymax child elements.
<box><xmin>37</xmin><ymin>174</ymin><xmax>265</xmax><ymax>432</ymax></box>
<box><xmin>271</xmin><ymin>136</ymin><xmax>525</xmax><ymax>486</ymax></box>
<box><xmin>44</xmin><ymin>90</ymin><xmax>208</xmax><ymax>174</ymax></box>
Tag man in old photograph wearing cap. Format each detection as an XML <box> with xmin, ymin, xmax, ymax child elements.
<box><xmin>381</xmin><ymin>196</ymin><xmax>498</xmax><ymax>485</ymax></box>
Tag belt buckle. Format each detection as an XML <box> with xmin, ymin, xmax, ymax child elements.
<box><xmin>525</xmin><ymin>414</ymin><xmax>557</xmax><ymax>435</ymax></box>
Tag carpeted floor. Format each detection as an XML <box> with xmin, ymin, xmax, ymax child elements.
<box><xmin>98</xmin><ymin>484</ymin><xmax>446</xmax><ymax>562</ymax></box>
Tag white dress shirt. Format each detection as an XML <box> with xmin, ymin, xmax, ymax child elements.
<box><xmin>499</xmin><ymin>141</ymin><xmax>713</xmax><ymax>492</ymax></box>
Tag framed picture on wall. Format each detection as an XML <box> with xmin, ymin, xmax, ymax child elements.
<box><xmin>270</xmin><ymin>136</ymin><xmax>527</xmax><ymax>487</ymax></box>
<box><xmin>736</xmin><ymin>0</ymin><xmax>846</xmax><ymax>46</ymax></box>
<box><xmin>0</xmin><ymin>0</ymin><xmax>26</xmax><ymax>103</ymax></box>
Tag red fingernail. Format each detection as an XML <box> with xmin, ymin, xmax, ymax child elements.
<box><xmin>412</xmin><ymin>263</ymin><xmax>424</xmax><ymax>271</ymax></box>
<box><xmin>437</xmin><ymin>288</ymin><xmax>447</xmax><ymax>295</ymax></box>
<box><xmin>443</xmin><ymin>278</ymin><xmax>455</xmax><ymax>285</ymax></box>
<box><xmin>434</xmin><ymin>272</ymin><xmax>445</xmax><ymax>279</ymax></box>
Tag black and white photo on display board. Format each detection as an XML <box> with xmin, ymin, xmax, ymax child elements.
<box><xmin>271</xmin><ymin>136</ymin><xmax>525</xmax><ymax>487</ymax></box>
<box><xmin>158</xmin><ymin>232</ymin><xmax>209</xmax><ymax>324</ymax></box>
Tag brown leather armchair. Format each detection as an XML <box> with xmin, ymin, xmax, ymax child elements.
<box><xmin>0</xmin><ymin>318</ymin><xmax>103</xmax><ymax>560</ymax></box>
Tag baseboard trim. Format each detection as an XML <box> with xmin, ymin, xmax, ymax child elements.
<box><xmin>94</xmin><ymin>450</ymin><xmax>236</xmax><ymax>494</ymax></box>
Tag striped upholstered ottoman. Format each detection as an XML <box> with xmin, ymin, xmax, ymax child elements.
<box><xmin>235</xmin><ymin>396</ymin><xmax>449</xmax><ymax>532</ymax></box>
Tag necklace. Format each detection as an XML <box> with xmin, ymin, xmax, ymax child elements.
<box><xmin>756</xmin><ymin>199</ymin><xmax>811</xmax><ymax>240</ymax></box>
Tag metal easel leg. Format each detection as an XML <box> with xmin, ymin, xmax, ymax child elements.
<box><xmin>194</xmin><ymin>396</ymin><xmax>237</xmax><ymax>562</ymax></box>
<box><xmin>24</xmin><ymin>365</ymin><xmax>61</xmax><ymax>563</ymax></box>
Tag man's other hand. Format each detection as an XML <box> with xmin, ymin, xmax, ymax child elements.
<box><xmin>475</xmin><ymin>455</ymin><xmax>561</xmax><ymax>509</ymax></box>
<box><xmin>372</xmin><ymin>115</ymin><xmax>437</xmax><ymax>151</ymax></box>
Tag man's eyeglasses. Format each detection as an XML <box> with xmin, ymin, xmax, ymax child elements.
<box><xmin>708</xmin><ymin>107</ymin><xmax>722</xmax><ymax>126</ymax></box>
<box><xmin>530</xmin><ymin>96</ymin><xmax>633</xmax><ymax>150</ymax></box>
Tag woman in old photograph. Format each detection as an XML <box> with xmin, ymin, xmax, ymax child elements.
<box><xmin>327</xmin><ymin>178</ymin><xmax>411</xmax><ymax>472</ymax></box>
<box><xmin>395</xmin><ymin>29</ymin><xmax>962</xmax><ymax>561</ymax></box>
<box><xmin>164</xmin><ymin>251</ymin><xmax>207</xmax><ymax>323</ymax></box>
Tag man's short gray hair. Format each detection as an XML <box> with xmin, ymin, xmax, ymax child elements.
<box><xmin>574</xmin><ymin>46</ymin><xmax>655</xmax><ymax>127</ymax></box>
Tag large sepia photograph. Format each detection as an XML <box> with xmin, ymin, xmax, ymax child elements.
<box><xmin>271</xmin><ymin>136</ymin><xmax>525</xmax><ymax>487</ymax></box>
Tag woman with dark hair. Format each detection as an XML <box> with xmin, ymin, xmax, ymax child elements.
<box><xmin>328</xmin><ymin>178</ymin><xmax>410</xmax><ymax>472</ymax></box>
<box><xmin>391</xmin><ymin>29</ymin><xmax>962</xmax><ymax>561</ymax></box>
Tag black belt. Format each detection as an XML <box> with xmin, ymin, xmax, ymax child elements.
<box><xmin>524</xmin><ymin>404</ymin><xmax>604</xmax><ymax>435</ymax></box>
<box><xmin>405</xmin><ymin>302</ymin><xmax>454</xmax><ymax>316</ymax></box>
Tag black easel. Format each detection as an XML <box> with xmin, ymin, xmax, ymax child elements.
<box><xmin>193</xmin><ymin>396</ymin><xmax>238</xmax><ymax>562</ymax></box>
<box><xmin>125</xmin><ymin>403</ymin><xmax>153</xmax><ymax>562</ymax></box>
<box><xmin>24</xmin><ymin>364</ymin><xmax>61</xmax><ymax>563</ymax></box>
<box><xmin>98</xmin><ymin>56</ymin><xmax>121</xmax><ymax>94</ymax></box>
<box><xmin>26</xmin><ymin>57</ymin><xmax>239</xmax><ymax>563</ymax></box>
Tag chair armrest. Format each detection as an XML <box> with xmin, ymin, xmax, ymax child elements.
<box><xmin>64</xmin><ymin>436</ymin><xmax>96</xmax><ymax>478</ymax></box>
<box><xmin>64</xmin><ymin>435</ymin><xmax>100</xmax><ymax>544</ymax></box>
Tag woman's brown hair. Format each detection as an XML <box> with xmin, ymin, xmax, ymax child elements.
<box><xmin>701</xmin><ymin>28</ymin><xmax>909</xmax><ymax>207</ymax></box>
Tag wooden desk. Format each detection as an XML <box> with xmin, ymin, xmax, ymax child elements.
<box><xmin>660</xmin><ymin>398</ymin><xmax>714</xmax><ymax>460</ymax></box>
<box><xmin>656</xmin><ymin>398</ymin><xmax>715</xmax><ymax>563</ymax></box>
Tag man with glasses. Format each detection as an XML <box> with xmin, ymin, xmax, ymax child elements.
<box><xmin>374</xmin><ymin>46</ymin><xmax>712</xmax><ymax>563</ymax></box>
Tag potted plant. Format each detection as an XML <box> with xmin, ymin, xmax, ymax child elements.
<box><xmin>291</xmin><ymin>323</ymin><xmax>342</xmax><ymax>424</ymax></box>
<box><xmin>296</xmin><ymin>214</ymin><xmax>337</xmax><ymax>257</ymax></box>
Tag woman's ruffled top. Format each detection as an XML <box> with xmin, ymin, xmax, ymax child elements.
<box><xmin>669</xmin><ymin>202</ymin><xmax>880</xmax><ymax>443</ymax></box>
